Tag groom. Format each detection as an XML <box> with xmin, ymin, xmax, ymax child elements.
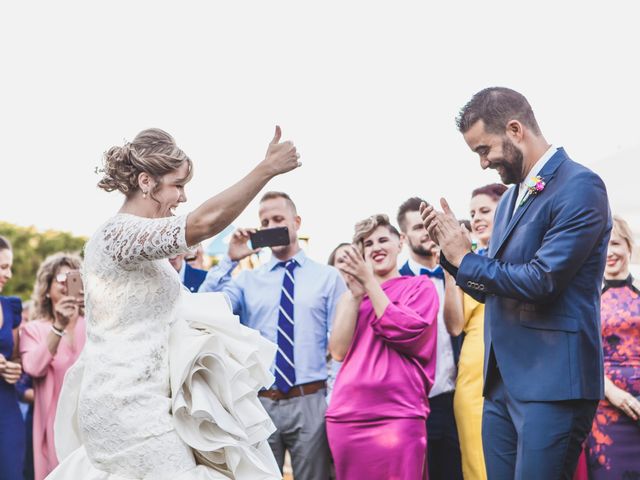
<box><xmin>422</xmin><ymin>87</ymin><xmax>611</xmax><ymax>479</ymax></box>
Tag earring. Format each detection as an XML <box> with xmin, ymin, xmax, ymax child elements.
<box><xmin>143</xmin><ymin>190</ymin><xmax>148</xmax><ymax>199</ymax></box>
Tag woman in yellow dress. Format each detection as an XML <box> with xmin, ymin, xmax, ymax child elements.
<box><xmin>443</xmin><ymin>183</ymin><xmax>507</xmax><ymax>480</ymax></box>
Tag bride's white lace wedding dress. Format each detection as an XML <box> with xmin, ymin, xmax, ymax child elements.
<box><xmin>46</xmin><ymin>214</ymin><xmax>281</xmax><ymax>480</ymax></box>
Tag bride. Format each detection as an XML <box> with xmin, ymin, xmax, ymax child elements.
<box><xmin>47</xmin><ymin>127</ymin><xmax>300</xmax><ymax>480</ymax></box>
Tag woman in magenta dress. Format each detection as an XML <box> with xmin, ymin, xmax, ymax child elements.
<box><xmin>326</xmin><ymin>214</ymin><xmax>439</xmax><ymax>480</ymax></box>
<box><xmin>586</xmin><ymin>215</ymin><xmax>640</xmax><ymax>479</ymax></box>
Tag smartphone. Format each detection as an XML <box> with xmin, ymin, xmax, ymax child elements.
<box><xmin>249</xmin><ymin>227</ymin><xmax>290</xmax><ymax>249</ymax></box>
<box><xmin>66</xmin><ymin>270</ymin><xmax>84</xmax><ymax>299</ymax></box>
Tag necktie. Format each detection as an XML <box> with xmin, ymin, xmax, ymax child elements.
<box><xmin>275</xmin><ymin>260</ymin><xmax>297</xmax><ymax>393</ymax></box>
<box><xmin>420</xmin><ymin>266</ymin><xmax>444</xmax><ymax>280</ymax></box>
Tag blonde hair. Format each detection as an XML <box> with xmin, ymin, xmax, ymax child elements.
<box><xmin>98</xmin><ymin>128</ymin><xmax>193</xmax><ymax>197</ymax></box>
<box><xmin>31</xmin><ymin>252</ymin><xmax>82</xmax><ymax>321</ymax></box>
<box><xmin>352</xmin><ymin>214</ymin><xmax>401</xmax><ymax>251</ymax></box>
<box><xmin>612</xmin><ymin>215</ymin><xmax>635</xmax><ymax>255</ymax></box>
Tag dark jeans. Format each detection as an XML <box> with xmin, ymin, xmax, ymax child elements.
<box><xmin>426</xmin><ymin>391</ymin><xmax>463</xmax><ymax>480</ymax></box>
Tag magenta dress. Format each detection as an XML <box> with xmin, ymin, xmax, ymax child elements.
<box><xmin>326</xmin><ymin>276</ymin><xmax>439</xmax><ymax>480</ymax></box>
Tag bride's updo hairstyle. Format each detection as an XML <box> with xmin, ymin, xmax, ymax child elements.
<box><xmin>98</xmin><ymin>128</ymin><xmax>193</xmax><ymax>197</ymax></box>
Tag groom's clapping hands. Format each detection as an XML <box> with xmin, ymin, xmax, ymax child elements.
<box><xmin>420</xmin><ymin>198</ymin><xmax>472</xmax><ymax>268</ymax></box>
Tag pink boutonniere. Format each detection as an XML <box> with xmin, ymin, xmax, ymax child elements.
<box><xmin>519</xmin><ymin>175</ymin><xmax>546</xmax><ymax>207</ymax></box>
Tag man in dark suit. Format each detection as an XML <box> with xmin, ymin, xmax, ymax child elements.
<box><xmin>397</xmin><ymin>197</ymin><xmax>463</xmax><ymax>480</ymax></box>
<box><xmin>422</xmin><ymin>87</ymin><xmax>611</xmax><ymax>479</ymax></box>
<box><xmin>169</xmin><ymin>253</ymin><xmax>207</xmax><ymax>292</ymax></box>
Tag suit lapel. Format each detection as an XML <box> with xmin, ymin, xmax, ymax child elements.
<box><xmin>490</xmin><ymin>148</ymin><xmax>568</xmax><ymax>258</ymax></box>
<box><xmin>489</xmin><ymin>186</ymin><xmax>517</xmax><ymax>258</ymax></box>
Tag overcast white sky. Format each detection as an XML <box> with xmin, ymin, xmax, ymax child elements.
<box><xmin>1</xmin><ymin>1</ymin><xmax>638</xmax><ymax>262</ymax></box>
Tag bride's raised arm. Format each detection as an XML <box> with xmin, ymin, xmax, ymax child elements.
<box><xmin>185</xmin><ymin>126</ymin><xmax>299</xmax><ymax>246</ymax></box>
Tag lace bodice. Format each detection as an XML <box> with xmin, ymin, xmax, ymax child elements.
<box><xmin>78</xmin><ymin>213</ymin><xmax>195</xmax><ymax>479</ymax></box>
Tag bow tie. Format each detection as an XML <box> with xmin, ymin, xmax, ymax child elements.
<box><xmin>419</xmin><ymin>266</ymin><xmax>444</xmax><ymax>280</ymax></box>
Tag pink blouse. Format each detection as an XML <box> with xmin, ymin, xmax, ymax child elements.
<box><xmin>20</xmin><ymin>318</ymin><xmax>86</xmax><ymax>480</ymax></box>
<box><xmin>326</xmin><ymin>276</ymin><xmax>439</xmax><ymax>423</ymax></box>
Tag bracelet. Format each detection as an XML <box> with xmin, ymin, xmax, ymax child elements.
<box><xmin>50</xmin><ymin>324</ymin><xmax>66</xmax><ymax>337</ymax></box>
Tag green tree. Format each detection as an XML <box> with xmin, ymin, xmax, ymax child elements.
<box><xmin>0</xmin><ymin>222</ymin><xmax>87</xmax><ymax>301</ymax></box>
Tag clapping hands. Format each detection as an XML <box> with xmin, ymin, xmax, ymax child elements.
<box><xmin>335</xmin><ymin>245</ymin><xmax>373</xmax><ymax>299</ymax></box>
<box><xmin>420</xmin><ymin>198</ymin><xmax>472</xmax><ymax>267</ymax></box>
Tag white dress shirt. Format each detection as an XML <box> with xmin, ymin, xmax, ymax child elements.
<box><xmin>513</xmin><ymin>145</ymin><xmax>558</xmax><ymax>216</ymax></box>
<box><xmin>406</xmin><ymin>258</ymin><xmax>457</xmax><ymax>397</ymax></box>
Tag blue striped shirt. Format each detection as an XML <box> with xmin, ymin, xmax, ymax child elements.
<box><xmin>199</xmin><ymin>250</ymin><xmax>346</xmax><ymax>385</ymax></box>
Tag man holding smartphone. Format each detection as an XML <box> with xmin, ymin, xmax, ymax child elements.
<box><xmin>199</xmin><ymin>191</ymin><xmax>346</xmax><ymax>480</ymax></box>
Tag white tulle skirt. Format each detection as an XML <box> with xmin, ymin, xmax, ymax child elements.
<box><xmin>47</xmin><ymin>292</ymin><xmax>281</xmax><ymax>480</ymax></box>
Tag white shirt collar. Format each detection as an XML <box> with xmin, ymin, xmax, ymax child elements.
<box><xmin>178</xmin><ymin>261</ymin><xmax>186</xmax><ymax>282</ymax></box>
<box><xmin>519</xmin><ymin>144</ymin><xmax>558</xmax><ymax>194</ymax></box>
<box><xmin>406</xmin><ymin>257</ymin><xmax>439</xmax><ymax>277</ymax></box>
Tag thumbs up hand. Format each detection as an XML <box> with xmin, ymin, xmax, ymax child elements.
<box><xmin>262</xmin><ymin>126</ymin><xmax>301</xmax><ymax>176</ymax></box>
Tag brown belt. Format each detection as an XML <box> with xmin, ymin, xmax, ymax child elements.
<box><xmin>258</xmin><ymin>380</ymin><xmax>326</xmax><ymax>401</ymax></box>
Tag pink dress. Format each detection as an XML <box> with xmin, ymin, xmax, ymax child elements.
<box><xmin>20</xmin><ymin>318</ymin><xmax>86</xmax><ymax>480</ymax></box>
<box><xmin>326</xmin><ymin>276</ymin><xmax>439</xmax><ymax>480</ymax></box>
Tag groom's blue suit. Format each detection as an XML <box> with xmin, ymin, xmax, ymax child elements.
<box><xmin>448</xmin><ymin>148</ymin><xmax>611</xmax><ymax>479</ymax></box>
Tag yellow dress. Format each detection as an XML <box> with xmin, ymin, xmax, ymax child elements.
<box><xmin>453</xmin><ymin>294</ymin><xmax>487</xmax><ymax>480</ymax></box>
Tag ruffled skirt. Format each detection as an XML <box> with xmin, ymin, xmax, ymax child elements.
<box><xmin>47</xmin><ymin>292</ymin><xmax>280</xmax><ymax>480</ymax></box>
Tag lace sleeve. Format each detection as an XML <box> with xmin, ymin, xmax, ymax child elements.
<box><xmin>103</xmin><ymin>214</ymin><xmax>192</xmax><ymax>267</ymax></box>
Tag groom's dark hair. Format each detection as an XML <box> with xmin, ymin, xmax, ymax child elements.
<box><xmin>456</xmin><ymin>87</ymin><xmax>541</xmax><ymax>136</ymax></box>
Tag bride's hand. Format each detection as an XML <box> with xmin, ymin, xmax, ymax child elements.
<box><xmin>261</xmin><ymin>126</ymin><xmax>300</xmax><ymax>176</ymax></box>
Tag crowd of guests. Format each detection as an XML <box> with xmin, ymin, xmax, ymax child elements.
<box><xmin>1</xmin><ymin>189</ymin><xmax>639</xmax><ymax>479</ymax></box>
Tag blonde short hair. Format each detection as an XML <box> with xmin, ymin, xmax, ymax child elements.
<box><xmin>31</xmin><ymin>252</ymin><xmax>82</xmax><ymax>321</ymax></box>
<box><xmin>612</xmin><ymin>215</ymin><xmax>635</xmax><ymax>255</ymax></box>
<box><xmin>352</xmin><ymin>214</ymin><xmax>400</xmax><ymax>251</ymax></box>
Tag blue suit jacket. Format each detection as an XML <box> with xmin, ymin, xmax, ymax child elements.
<box><xmin>452</xmin><ymin>148</ymin><xmax>611</xmax><ymax>402</ymax></box>
<box><xmin>183</xmin><ymin>264</ymin><xmax>207</xmax><ymax>293</ymax></box>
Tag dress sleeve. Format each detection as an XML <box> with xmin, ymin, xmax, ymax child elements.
<box><xmin>5</xmin><ymin>296</ymin><xmax>22</xmax><ymax>329</ymax></box>
<box><xmin>103</xmin><ymin>214</ymin><xmax>192</xmax><ymax>268</ymax></box>
<box><xmin>369</xmin><ymin>278</ymin><xmax>439</xmax><ymax>358</ymax></box>
<box><xmin>19</xmin><ymin>322</ymin><xmax>54</xmax><ymax>378</ymax></box>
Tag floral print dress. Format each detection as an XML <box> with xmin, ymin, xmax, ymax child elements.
<box><xmin>587</xmin><ymin>276</ymin><xmax>640</xmax><ymax>479</ymax></box>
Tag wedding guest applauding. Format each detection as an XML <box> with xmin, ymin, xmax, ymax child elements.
<box><xmin>0</xmin><ymin>235</ymin><xmax>25</xmax><ymax>480</ymax></box>
<box><xmin>326</xmin><ymin>214</ymin><xmax>439</xmax><ymax>480</ymax></box>
<box><xmin>587</xmin><ymin>215</ymin><xmax>640</xmax><ymax>479</ymax></box>
<box><xmin>19</xmin><ymin>253</ymin><xmax>86</xmax><ymax>480</ymax></box>
<box><xmin>397</xmin><ymin>197</ymin><xmax>463</xmax><ymax>480</ymax></box>
<box><xmin>443</xmin><ymin>183</ymin><xmax>506</xmax><ymax>480</ymax></box>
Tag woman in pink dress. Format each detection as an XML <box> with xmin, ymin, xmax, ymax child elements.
<box><xmin>326</xmin><ymin>214</ymin><xmax>439</xmax><ymax>480</ymax></box>
<box><xmin>19</xmin><ymin>252</ymin><xmax>86</xmax><ymax>480</ymax></box>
